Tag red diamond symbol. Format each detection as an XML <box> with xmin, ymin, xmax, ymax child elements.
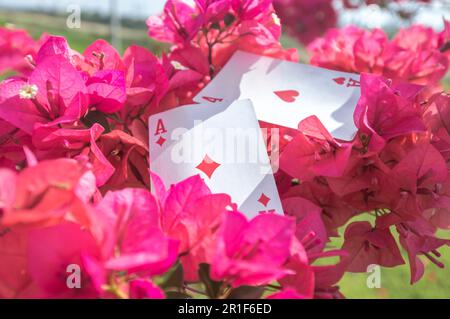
<box><xmin>156</xmin><ymin>136</ymin><xmax>166</xmax><ymax>147</ymax></box>
<box><xmin>257</xmin><ymin>193</ymin><xmax>271</xmax><ymax>207</ymax></box>
<box><xmin>196</xmin><ymin>154</ymin><xmax>221</xmax><ymax>179</ymax></box>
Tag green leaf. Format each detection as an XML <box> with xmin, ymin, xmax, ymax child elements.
<box><xmin>210</xmin><ymin>22</ymin><xmax>220</xmax><ymax>30</ymax></box>
<box><xmin>224</xmin><ymin>13</ymin><xmax>235</xmax><ymax>27</ymax></box>
<box><xmin>198</xmin><ymin>263</ymin><xmax>222</xmax><ymax>298</ymax></box>
<box><xmin>159</xmin><ymin>262</ymin><xmax>184</xmax><ymax>289</ymax></box>
<box><xmin>81</xmin><ymin>110</ymin><xmax>111</xmax><ymax>133</ymax></box>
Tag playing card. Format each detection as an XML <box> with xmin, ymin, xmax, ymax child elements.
<box><xmin>149</xmin><ymin>99</ymin><xmax>283</xmax><ymax>218</ymax></box>
<box><xmin>194</xmin><ymin>51</ymin><xmax>361</xmax><ymax>140</ymax></box>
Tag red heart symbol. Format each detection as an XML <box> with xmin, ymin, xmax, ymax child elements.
<box><xmin>274</xmin><ymin>90</ymin><xmax>300</xmax><ymax>103</ymax></box>
<box><xmin>333</xmin><ymin>77</ymin><xmax>346</xmax><ymax>85</ymax></box>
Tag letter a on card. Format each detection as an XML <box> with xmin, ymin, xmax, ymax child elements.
<box><xmin>154</xmin><ymin>119</ymin><xmax>167</xmax><ymax>135</ymax></box>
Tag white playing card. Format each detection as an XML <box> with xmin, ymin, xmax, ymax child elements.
<box><xmin>194</xmin><ymin>51</ymin><xmax>361</xmax><ymax>141</ymax></box>
<box><xmin>149</xmin><ymin>99</ymin><xmax>283</xmax><ymax>218</ymax></box>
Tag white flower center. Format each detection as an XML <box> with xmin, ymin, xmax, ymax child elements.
<box><xmin>171</xmin><ymin>60</ymin><xmax>189</xmax><ymax>71</ymax></box>
<box><xmin>19</xmin><ymin>84</ymin><xmax>38</xmax><ymax>99</ymax></box>
<box><xmin>272</xmin><ymin>13</ymin><xmax>281</xmax><ymax>26</ymax></box>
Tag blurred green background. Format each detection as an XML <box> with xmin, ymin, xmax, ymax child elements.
<box><xmin>0</xmin><ymin>10</ymin><xmax>167</xmax><ymax>55</ymax></box>
<box><xmin>328</xmin><ymin>215</ymin><xmax>450</xmax><ymax>299</ymax></box>
<box><xmin>0</xmin><ymin>9</ymin><xmax>449</xmax><ymax>299</ymax></box>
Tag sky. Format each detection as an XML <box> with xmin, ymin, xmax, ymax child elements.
<box><xmin>0</xmin><ymin>0</ymin><xmax>167</xmax><ymax>19</ymax></box>
<box><xmin>339</xmin><ymin>1</ymin><xmax>449</xmax><ymax>30</ymax></box>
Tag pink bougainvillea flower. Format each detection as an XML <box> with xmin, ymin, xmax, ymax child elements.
<box><xmin>273</xmin><ymin>0</ymin><xmax>337</xmax><ymax>45</ymax></box>
<box><xmin>147</xmin><ymin>0</ymin><xmax>297</xmax><ymax>108</ymax></box>
<box><xmin>129</xmin><ymin>279</ymin><xmax>165</xmax><ymax>299</ymax></box>
<box><xmin>81</xmin><ymin>39</ymin><xmax>125</xmax><ymax>74</ymax></box>
<box><xmin>277</xmin><ymin>219</ymin><xmax>348</xmax><ymax>299</ymax></box>
<box><xmin>0</xmin><ymin>78</ymin><xmax>48</xmax><ymax>135</ymax></box>
<box><xmin>283</xmin><ymin>180</ymin><xmax>358</xmax><ymax>237</ymax></box>
<box><xmin>0</xmin><ymin>27</ymin><xmax>38</xmax><ymax>75</ymax></box>
<box><xmin>392</xmin><ymin>142</ymin><xmax>448</xmax><ymax>194</ymax></box>
<box><xmin>178</xmin><ymin>193</ymin><xmax>233</xmax><ymax>281</ymax></box>
<box><xmin>282</xmin><ymin>197</ymin><xmax>327</xmax><ymax>254</ymax></box>
<box><xmin>342</xmin><ymin>221</ymin><xmax>404</xmax><ymax>272</ymax></box>
<box><xmin>383</xmin><ymin>46</ymin><xmax>448</xmax><ymax>86</ymax></box>
<box><xmin>158</xmin><ymin>174</ymin><xmax>232</xmax><ymax>281</ymax></box>
<box><xmin>423</xmin><ymin>92</ymin><xmax>450</xmax><ymax>161</ymax></box>
<box><xmin>195</xmin><ymin>0</ymin><xmax>230</xmax><ymax>22</ymax></box>
<box><xmin>91</xmin><ymin>130</ymin><xmax>149</xmax><ymax>192</ymax></box>
<box><xmin>166</xmin><ymin>45</ymin><xmax>210</xmax><ymax>90</ymax></box>
<box><xmin>230</xmin><ymin>0</ymin><xmax>274</xmax><ymax>21</ymax></box>
<box><xmin>278</xmin><ymin>238</ymin><xmax>315</xmax><ymax>298</ymax></box>
<box><xmin>31</xmin><ymin>123</ymin><xmax>114</xmax><ymax>188</ymax></box>
<box><xmin>86</xmin><ymin>70</ymin><xmax>126</xmax><ymax>114</ymax></box>
<box><xmin>94</xmin><ymin>188</ymin><xmax>179</xmax><ymax>276</ymax></box>
<box><xmin>150</xmin><ymin>172</ymin><xmax>168</xmax><ymax>205</ymax></box>
<box><xmin>388</xmin><ymin>142</ymin><xmax>448</xmax><ymax>218</ymax></box>
<box><xmin>147</xmin><ymin>0</ymin><xmax>204</xmax><ymax>44</ymax></box>
<box><xmin>308</xmin><ymin>24</ymin><xmax>449</xmax><ymax>85</ymax></box>
<box><xmin>352</xmin><ymin>29</ymin><xmax>388</xmax><ymax>74</ymax></box>
<box><xmin>0</xmin><ymin>118</ymin><xmax>32</xmax><ymax>169</ymax></box>
<box><xmin>279</xmin><ymin>116</ymin><xmax>353</xmax><ymax>180</ymax></box>
<box><xmin>35</xmin><ymin>35</ymin><xmax>81</xmax><ymax>65</ymax></box>
<box><xmin>0</xmin><ymin>226</ymin><xmax>41</xmax><ymax>298</ymax></box>
<box><xmin>233</xmin><ymin>4</ymin><xmax>282</xmax><ymax>41</ymax></box>
<box><xmin>122</xmin><ymin>45</ymin><xmax>169</xmax><ymax>109</ymax></box>
<box><xmin>353</xmin><ymin>74</ymin><xmax>426</xmax><ymax>152</ymax></box>
<box><xmin>207</xmin><ymin>17</ymin><xmax>298</xmax><ymax>71</ymax></box>
<box><xmin>26</xmin><ymin>222</ymin><xmax>101</xmax><ymax>298</ymax></box>
<box><xmin>0</xmin><ymin>158</ymin><xmax>95</xmax><ymax>228</ymax></box>
<box><xmin>233</xmin><ymin>20</ymin><xmax>297</xmax><ymax>61</ymax></box>
<box><xmin>35</xmin><ymin>37</ymin><xmax>132</xmax><ymax>115</ymax></box>
<box><xmin>308</xmin><ymin>26</ymin><xmax>371</xmax><ymax>73</ymax></box>
<box><xmin>311</xmin><ymin>252</ymin><xmax>348</xmax><ymax>299</ymax></box>
<box><xmin>158</xmin><ymin>174</ymin><xmax>212</xmax><ymax>248</ymax></box>
<box><xmin>211</xmin><ymin>210</ymin><xmax>295</xmax><ymax>287</ymax></box>
<box><xmin>423</xmin><ymin>173</ymin><xmax>450</xmax><ymax>230</ymax></box>
<box><xmin>325</xmin><ymin>154</ymin><xmax>394</xmax><ymax>213</ymax></box>
<box><xmin>397</xmin><ymin>220</ymin><xmax>449</xmax><ymax>284</ymax></box>
<box><xmin>156</xmin><ymin>47</ymin><xmax>209</xmax><ymax>110</ymax></box>
<box><xmin>383</xmin><ymin>25</ymin><xmax>449</xmax><ymax>85</ymax></box>
<box><xmin>267</xmin><ymin>288</ymin><xmax>306</xmax><ymax>299</ymax></box>
<box><xmin>31</xmin><ymin>123</ymin><xmax>102</xmax><ymax>154</ymax></box>
<box><xmin>28</xmin><ymin>55</ymin><xmax>90</xmax><ymax>125</ymax></box>
<box><xmin>0</xmin><ymin>168</ymin><xmax>17</xmax><ymax>214</ymax></box>
<box><xmin>0</xmin><ymin>51</ymin><xmax>90</xmax><ymax>135</ymax></box>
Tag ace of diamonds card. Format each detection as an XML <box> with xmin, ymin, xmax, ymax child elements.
<box><xmin>149</xmin><ymin>99</ymin><xmax>283</xmax><ymax>218</ymax></box>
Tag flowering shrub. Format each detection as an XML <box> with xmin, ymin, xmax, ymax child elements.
<box><xmin>308</xmin><ymin>23</ymin><xmax>450</xmax><ymax>86</ymax></box>
<box><xmin>273</xmin><ymin>0</ymin><xmax>337</xmax><ymax>45</ymax></box>
<box><xmin>0</xmin><ymin>0</ymin><xmax>449</xmax><ymax>299</ymax></box>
